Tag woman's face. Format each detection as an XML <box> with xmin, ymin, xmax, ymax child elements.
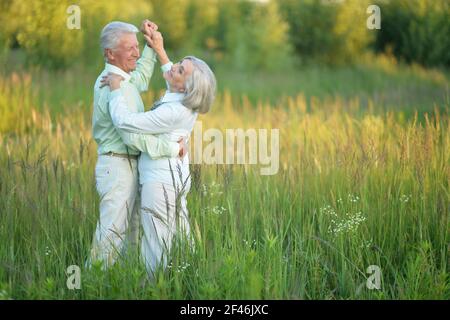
<box><xmin>163</xmin><ymin>59</ymin><xmax>194</xmax><ymax>93</ymax></box>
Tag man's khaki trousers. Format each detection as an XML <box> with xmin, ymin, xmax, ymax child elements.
<box><xmin>89</xmin><ymin>155</ymin><xmax>140</xmax><ymax>267</ymax></box>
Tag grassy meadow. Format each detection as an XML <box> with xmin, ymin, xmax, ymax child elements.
<box><xmin>0</xmin><ymin>54</ymin><xmax>449</xmax><ymax>299</ymax></box>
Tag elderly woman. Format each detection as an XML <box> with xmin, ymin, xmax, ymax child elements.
<box><xmin>101</xmin><ymin>29</ymin><xmax>216</xmax><ymax>274</ymax></box>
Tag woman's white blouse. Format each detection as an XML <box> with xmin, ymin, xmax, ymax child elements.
<box><xmin>109</xmin><ymin>88</ymin><xmax>198</xmax><ymax>186</ymax></box>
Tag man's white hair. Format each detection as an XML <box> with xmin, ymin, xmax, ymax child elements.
<box><xmin>182</xmin><ymin>56</ymin><xmax>217</xmax><ymax>114</ymax></box>
<box><xmin>100</xmin><ymin>21</ymin><xmax>139</xmax><ymax>53</ymax></box>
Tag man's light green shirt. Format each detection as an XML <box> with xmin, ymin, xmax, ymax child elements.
<box><xmin>92</xmin><ymin>45</ymin><xmax>179</xmax><ymax>158</ymax></box>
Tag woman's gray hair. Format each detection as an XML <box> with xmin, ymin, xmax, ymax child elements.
<box><xmin>100</xmin><ymin>21</ymin><xmax>139</xmax><ymax>56</ymax></box>
<box><xmin>182</xmin><ymin>56</ymin><xmax>217</xmax><ymax>114</ymax></box>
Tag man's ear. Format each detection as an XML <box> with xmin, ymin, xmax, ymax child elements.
<box><xmin>105</xmin><ymin>48</ymin><xmax>114</xmax><ymax>62</ymax></box>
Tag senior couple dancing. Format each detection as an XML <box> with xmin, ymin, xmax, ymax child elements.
<box><xmin>88</xmin><ymin>19</ymin><xmax>216</xmax><ymax>275</ymax></box>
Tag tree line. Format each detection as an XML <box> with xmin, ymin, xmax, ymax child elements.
<box><xmin>0</xmin><ymin>0</ymin><xmax>448</xmax><ymax>70</ymax></box>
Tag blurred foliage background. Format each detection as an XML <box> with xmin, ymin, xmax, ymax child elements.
<box><xmin>373</xmin><ymin>0</ymin><xmax>450</xmax><ymax>67</ymax></box>
<box><xmin>0</xmin><ymin>0</ymin><xmax>448</xmax><ymax>129</ymax></box>
<box><xmin>0</xmin><ymin>0</ymin><xmax>448</xmax><ymax>70</ymax></box>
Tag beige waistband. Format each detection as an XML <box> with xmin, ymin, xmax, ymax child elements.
<box><xmin>101</xmin><ymin>152</ymin><xmax>139</xmax><ymax>160</ymax></box>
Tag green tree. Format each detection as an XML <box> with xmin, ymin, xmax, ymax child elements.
<box><xmin>0</xmin><ymin>0</ymin><xmax>153</xmax><ymax>68</ymax></box>
<box><xmin>245</xmin><ymin>0</ymin><xmax>292</xmax><ymax>70</ymax></box>
<box><xmin>218</xmin><ymin>0</ymin><xmax>292</xmax><ymax>71</ymax></box>
<box><xmin>147</xmin><ymin>0</ymin><xmax>189</xmax><ymax>52</ymax></box>
<box><xmin>278</xmin><ymin>0</ymin><xmax>372</xmax><ymax>65</ymax></box>
<box><xmin>374</xmin><ymin>0</ymin><xmax>450</xmax><ymax>67</ymax></box>
<box><xmin>184</xmin><ymin>0</ymin><xmax>219</xmax><ymax>55</ymax></box>
<box><xmin>2</xmin><ymin>0</ymin><xmax>84</xmax><ymax>68</ymax></box>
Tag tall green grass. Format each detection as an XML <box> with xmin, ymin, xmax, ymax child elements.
<box><xmin>0</xmin><ymin>65</ymin><xmax>448</xmax><ymax>299</ymax></box>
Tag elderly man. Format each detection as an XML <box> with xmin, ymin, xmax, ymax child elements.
<box><xmin>89</xmin><ymin>20</ymin><xmax>184</xmax><ymax>268</ymax></box>
<box><xmin>100</xmin><ymin>28</ymin><xmax>217</xmax><ymax>275</ymax></box>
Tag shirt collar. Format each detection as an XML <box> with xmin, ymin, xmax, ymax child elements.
<box><xmin>160</xmin><ymin>91</ymin><xmax>185</xmax><ymax>103</ymax></box>
<box><xmin>104</xmin><ymin>63</ymin><xmax>131</xmax><ymax>82</ymax></box>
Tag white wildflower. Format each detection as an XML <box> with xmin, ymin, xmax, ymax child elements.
<box><xmin>212</xmin><ymin>206</ymin><xmax>227</xmax><ymax>215</ymax></box>
<box><xmin>202</xmin><ymin>205</ymin><xmax>227</xmax><ymax>215</ymax></box>
<box><xmin>348</xmin><ymin>194</ymin><xmax>360</xmax><ymax>203</ymax></box>
<box><xmin>169</xmin><ymin>261</ymin><xmax>191</xmax><ymax>273</ymax></box>
<box><xmin>243</xmin><ymin>239</ymin><xmax>257</xmax><ymax>248</ymax></box>
<box><xmin>320</xmin><ymin>205</ymin><xmax>337</xmax><ymax>217</ymax></box>
<box><xmin>359</xmin><ymin>238</ymin><xmax>373</xmax><ymax>249</ymax></box>
<box><xmin>202</xmin><ymin>182</ymin><xmax>223</xmax><ymax>197</ymax></box>
<box><xmin>400</xmin><ymin>194</ymin><xmax>412</xmax><ymax>203</ymax></box>
<box><xmin>328</xmin><ymin>211</ymin><xmax>367</xmax><ymax>236</ymax></box>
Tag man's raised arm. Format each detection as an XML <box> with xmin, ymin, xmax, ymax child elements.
<box><xmin>129</xmin><ymin>20</ymin><xmax>159</xmax><ymax>92</ymax></box>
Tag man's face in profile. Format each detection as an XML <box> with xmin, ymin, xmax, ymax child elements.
<box><xmin>106</xmin><ymin>33</ymin><xmax>140</xmax><ymax>73</ymax></box>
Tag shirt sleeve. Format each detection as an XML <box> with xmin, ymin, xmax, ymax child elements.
<box><xmin>161</xmin><ymin>61</ymin><xmax>173</xmax><ymax>90</ymax></box>
<box><xmin>109</xmin><ymin>89</ymin><xmax>176</xmax><ymax>134</ymax></box>
<box><xmin>129</xmin><ymin>45</ymin><xmax>157</xmax><ymax>92</ymax></box>
<box><xmin>116</xmin><ymin>130</ymin><xmax>179</xmax><ymax>159</ymax></box>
